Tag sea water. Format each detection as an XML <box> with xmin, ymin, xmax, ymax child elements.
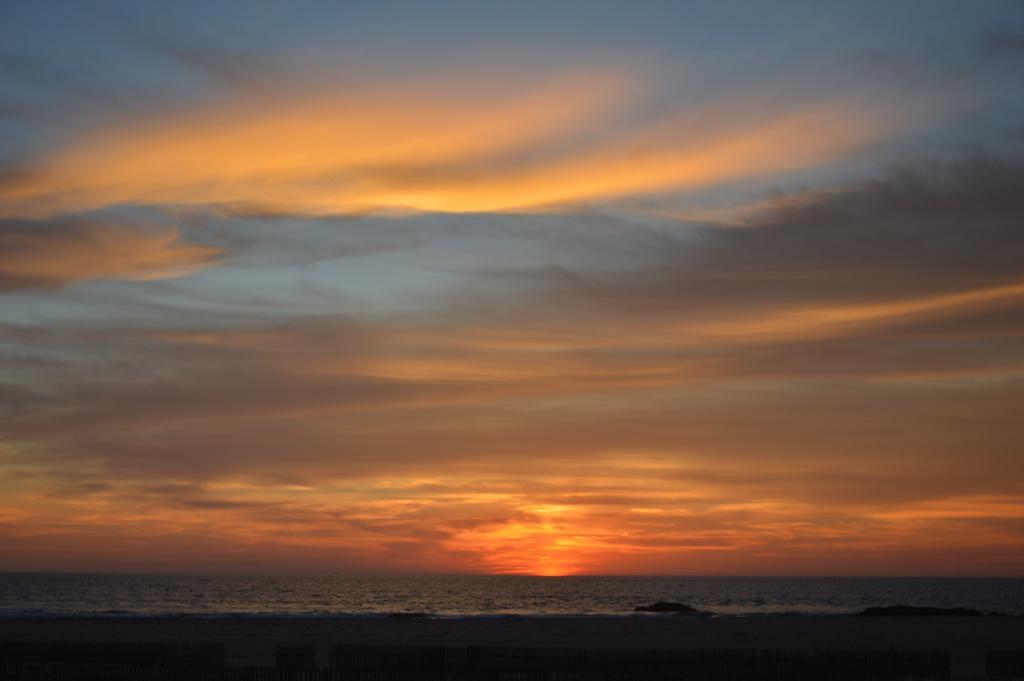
<box><xmin>2</xmin><ymin>573</ymin><xmax>1023</xmax><ymax>617</ymax></box>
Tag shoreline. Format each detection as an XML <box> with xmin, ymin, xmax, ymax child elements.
<box><xmin>0</xmin><ymin>609</ymin><xmax>1017</xmax><ymax>619</ymax></box>
<box><xmin>0</xmin><ymin>610</ymin><xmax>1011</xmax><ymax>614</ymax></box>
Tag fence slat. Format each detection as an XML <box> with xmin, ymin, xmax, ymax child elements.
<box><xmin>0</xmin><ymin>644</ymin><xmax>959</xmax><ymax>681</ymax></box>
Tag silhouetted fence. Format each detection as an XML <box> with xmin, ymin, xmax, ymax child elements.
<box><xmin>988</xmin><ymin>650</ymin><xmax>1024</xmax><ymax>679</ymax></box>
<box><xmin>0</xmin><ymin>665</ymin><xmax>334</xmax><ymax>681</ymax></box>
<box><xmin>0</xmin><ymin>643</ymin><xmax>959</xmax><ymax>680</ymax></box>
<box><xmin>331</xmin><ymin>645</ymin><xmax>462</xmax><ymax>680</ymax></box>
<box><xmin>327</xmin><ymin>644</ymin><xmax>950</xmax><ymax>680</ymax></box>
<box><xmin>0</xmin><ymin>643</ymin><xmax>224</xmax><ymax>667</ymax></box>
<box><xmin>276</xmin><ymin>646</ymin><xmax>317</xmax><ymax>670</ymax></box>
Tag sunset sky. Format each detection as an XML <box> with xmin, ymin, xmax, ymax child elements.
<box><xmin>1</xmin><ymin>1</ymin><xmax>1024</xmax><ymax>576</ymax></box>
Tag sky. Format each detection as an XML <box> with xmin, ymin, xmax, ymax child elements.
<box><xmin>1</xmin><ymin>0</ymin><xmax>1023</xmax><ymax>577</ymax></box>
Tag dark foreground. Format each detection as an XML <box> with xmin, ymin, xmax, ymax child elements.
<box><xmin>2</xmin><ymin>615</ymin><xmax>1024</xmax><ymax>679</ymax></box>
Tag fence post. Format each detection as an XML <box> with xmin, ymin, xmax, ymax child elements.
<box><xmin>465</xmin><ymin>646</ymin><xmax>480</xmax><ymax>681</ymax></box>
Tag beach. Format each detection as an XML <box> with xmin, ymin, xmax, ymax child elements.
<box><xmin>2</xmin><ymin>614</ymin><xmax>1021</xmax><ymax>673</ymax></box>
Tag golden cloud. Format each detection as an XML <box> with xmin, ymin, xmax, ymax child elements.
<box><xmin>0</xmin><ymin>220</ymin><xmax>221</xmax><ymax>289</ymax></box>
<box><xmin>0</xmin><ymin>68</ymin><xmax>907</xmax><ymax>217</ymax></box>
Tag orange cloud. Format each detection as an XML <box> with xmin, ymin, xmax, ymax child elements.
<box><xmin>1</xmin><ymin>157</ymin><xmax>1022</xmax><ymax>576</ymax></box>
<box><xmin>660</xmin><ymin>280</ymin><xmax>1024</xmax><ymax>346</ymax></box>
<box><xmin>4</xmin><ymin>459</ymin><xmax>1023</xmax><ymax>575</ymax></box>
<box><xmin>0</xmin><ymin>220</ymin><xmax>221</xmax><ymax>289</ymax></box>
<box><xmin>0</xmin><ymin>68</ymin><xmax>907</xmax><ymax>217</ymax></box>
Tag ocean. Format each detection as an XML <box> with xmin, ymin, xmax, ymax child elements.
<box><xmin>2</xmin><ymin>574</ymin><xmax>1023</xmax><ymax>618</ymax></box>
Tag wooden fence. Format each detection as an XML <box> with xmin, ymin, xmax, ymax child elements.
<box><xmin>276</xmin><ymin>647</ymin><xmax>317</xmax><ymax>670</ymax></box>
<box><xmin>0</xmin><ymin>643</ymin><xmax>224</xmax><ymax>668</ymax></box>
<box><xmin>988</xmin><ymin>650</ymin><xmax>1024</xmax><ymax>679</ymax></box>
<box><xmin>0</xmin><ymin>665</ymin><xmax>334</xmax><ymax>681</ymax></box>
<box><xmin>330</xmin><ymin>645</ymin><xmax>951</xmax><ymax>680</ymax></box>
<box><xmin>0</xmin><ymin>643</ymin><xmax>974</xmax><ymax>680</ymax></box>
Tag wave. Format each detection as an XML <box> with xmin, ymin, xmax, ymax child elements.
<box><xmin>0</xmin><ymin>609</ymin><xmax>877</xmax><ymax>619</ymax></box>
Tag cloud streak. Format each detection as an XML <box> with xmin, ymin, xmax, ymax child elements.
<box><xmin>0</xmin><ymin>218</ymin><xmax>221</xmax><ymax>290</ymax></box>
<box><xmin>0</xmin><ymin>67</ymin><xmax>911</xmax><ymax>218</ymax></box>
<box><xmin>0</xmin><ymin>6</ymin><xmax>1021</xmax><ymax>576</ymax></box>
<box><xmin>1</xmin><ymin>157</ymin><xmax>1021</xmax><ymax>574</ymax></box>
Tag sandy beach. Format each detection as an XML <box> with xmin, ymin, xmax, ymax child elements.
<box><xmin>1</xmin><ymin>615</ymin><xmax>1021</xmax><ymax>671</ymax></box>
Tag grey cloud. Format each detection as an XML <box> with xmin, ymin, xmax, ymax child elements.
<box><xmin>0</xmin><ymin>53</ymin><xmax>135</xmax><ymax>117</ymax></box>
<box><xmin>466</xmin><ymin>155</ymin><xmax>1024</xmax><ymax>385</ymax></box>
<box><xmin>980</xmin><ymin>28</ymin><xmax>1024</xmax><ymax>54</ymax></box>
<box><xmin>138</xmin><ymin>37</ymin><xmax>276</xmax><ymax>96</ymax></box>
<box><xmin>576</xmin><ymin>155</ymin><xmax>1023</xmax><ymax>311</ymax></box>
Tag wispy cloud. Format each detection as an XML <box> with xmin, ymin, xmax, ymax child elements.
<box><xmin>0</xmin><ymin>2</ymin><xmax>1022</xmax><ymax>575</ymax></box>
<box><xmin>2</xmin><ymin>156</ymin><xmax>1022</xmax><ymax>574</ymax></box>
<box><xmin>0</xmin><ymin>217</ymin><xmax>221</xmax><ymax>290</ymax></box>
<box><xmin>0</xmin><ymin>66</ymin><xmax>914</xmax><ymax>218</ymax></box>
